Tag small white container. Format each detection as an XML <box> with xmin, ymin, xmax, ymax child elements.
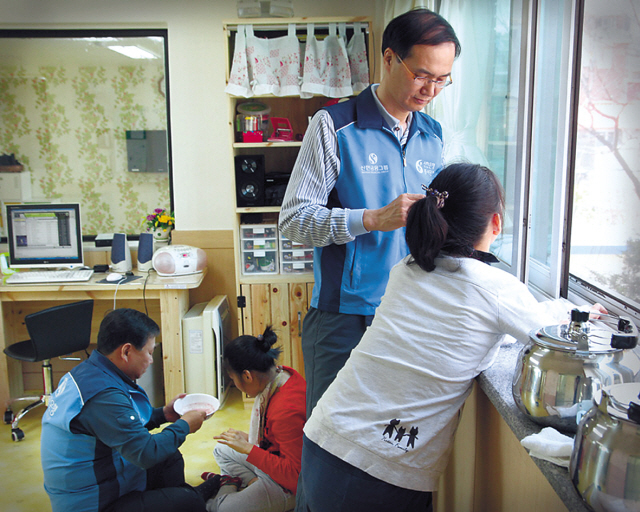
<box><xmin>173</xmin><ymin>393</ymin><xmax>220</xmax><ymax>420</ymax></box>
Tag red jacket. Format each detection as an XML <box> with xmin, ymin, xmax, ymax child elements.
<box><xmin>246</xmin><ymin>366</ymin><xmax>306</xmax><ymax>493</ymax></box>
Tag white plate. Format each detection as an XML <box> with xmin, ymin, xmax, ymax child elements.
<box><xmin>174</xmin><ymin>393</ymin><xmax>220</xmax><ymax>420</ymax></box>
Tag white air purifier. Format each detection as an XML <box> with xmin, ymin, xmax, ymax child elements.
<box><xmin>182</xmin><ymin>296</ymin><xmax>232</xmax><ymax>403</ymax></box>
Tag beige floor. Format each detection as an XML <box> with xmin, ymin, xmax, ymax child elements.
<box><xmin>0</xmin><ymin>387</ymin><xmax>251</xmax><ymax>512</ymax></box>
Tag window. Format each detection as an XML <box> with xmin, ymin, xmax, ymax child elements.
<box><xmin>437</xmin><ymin>0</ymin><xmax>639</xmax><ymax>321</ymax></box>
<box><xmin>0</xmin><ymin>30</ymin><xmax>172</xmax><ymax>238</ymax></box>
<box><xmin>568</xmin><ymin>0</ymin><xmax>640</xmax><ymax>314</ymax></box>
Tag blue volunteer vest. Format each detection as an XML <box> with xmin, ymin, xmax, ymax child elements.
<box><xmin>312</xmin><ymin>86</ymin><xmax>443</xmax><ymax>315</ymax></box>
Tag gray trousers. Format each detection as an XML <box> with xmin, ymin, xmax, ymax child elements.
<box><xmin>301</xmin><ymin>307</ymin><xmax>373</xmax><ymax>417</ymax></box>
<box><xmin>206</xmin><ymin>443</ymin><xmax>295</xmax><ymax>512</ymax></box>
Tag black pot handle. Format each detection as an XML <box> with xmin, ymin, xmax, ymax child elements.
<box><xmin>611</xmin><ymin>315</ymin><xmax>638</xmax><ymax>349</ymax></box>
<box><xmin>628</xmin><ymin>401</ymin><xmax>640</xmax><ymax>425</ymax></box>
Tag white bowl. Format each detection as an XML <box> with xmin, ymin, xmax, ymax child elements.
<box><xmin>174</xmin><ymin>393</ymin><xmax>219</xmax><ymax>420</ymax></box>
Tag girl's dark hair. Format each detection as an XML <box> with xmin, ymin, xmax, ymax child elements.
<box><xmin>224</xmin><ymin>326</ymin><xmax>282</xmax><ymax>375</ymax></box>
<box><xmin>97</xmin><ymin>308</ymin><xmax>160</xmax><ymax>354</ymax></box>
<box><xmin>382</xmin><ymin>8</ymin><xmax>461</xmax><ymax>59</ymax></box>
<box><xmin>406</xmin><ymin>163</ymin><xmax>505</xmax><ymax>272</ymax></box>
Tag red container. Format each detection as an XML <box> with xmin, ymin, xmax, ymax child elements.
<box><xmin>242</xmin><ymin>131</ymin><xmax>263</xmax><ymax>143</ymax></box>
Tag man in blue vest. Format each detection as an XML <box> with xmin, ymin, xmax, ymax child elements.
<box><xmin>279</xmin><ymin>8</ymin><xmax>461</xmax><ymax>416</ymax></box>
<box><xmin>41</xmin><ymin>308</ymin><xmax>221</xmax><ymax>512</ymax></box>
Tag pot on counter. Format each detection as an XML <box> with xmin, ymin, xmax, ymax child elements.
<box><xmin>513</xmin><ymin>309</ymin><xmax>639</xmax><ymax>433</ymax></box>
<box><xmin>570</xmin><ymin>382</ymin><xmax>640</xmax><ymax>512</ymax></box>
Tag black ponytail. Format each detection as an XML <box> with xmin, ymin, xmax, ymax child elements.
<box><xmin>224</xmin><ymin>325</ymin><xmax>282</xmax><ymax>374</ymax></box>
<box><xmin>406</xmin><ymin>163</ymin><xmax>504</xmax><ymax>272</ymax></box>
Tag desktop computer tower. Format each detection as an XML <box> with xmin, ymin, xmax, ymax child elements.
<box><xmin>182</xmin><ymin>295</ymin><xmax>232</xmax><ymax>403</ymax></box>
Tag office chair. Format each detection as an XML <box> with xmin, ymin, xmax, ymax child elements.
<box><xmin>3</xmin><ymin>300</ymin><xmax>94</xmax><ymax>441</ymax></box>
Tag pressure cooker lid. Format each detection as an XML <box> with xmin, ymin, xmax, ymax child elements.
<box><xmin>604</xmin><ymin>383</ymin><xmax>640</xmax><ymax>424</ymax></box>
<box><xmin>533</xmin><ymin>309</ymin><xmax>638</xmax><ymax>353</ymax></box>
<box><xmin>535</xmin><ymin>324</ymin><xmax>622</xmax><ymax>353</ymax></box>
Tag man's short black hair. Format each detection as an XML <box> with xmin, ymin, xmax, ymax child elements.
<box><xmin>97</xmin><ymin>308</ymin><xmax>160</xmax><ymax>355</ymax></box>
<box><xmin>382</xmin><ymin>8</ymin><xmax>461</xmax><ymax>59</ymax></box>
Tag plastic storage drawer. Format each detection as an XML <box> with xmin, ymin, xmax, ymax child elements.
<box><xmin>279</xmin><ymin>235</ymin><xmax>314</xmax><ymax>275</ymax></box>
<box><xmin>240</xmin><ymin>224</ymin><xmax>278</xmax><ymax>275</ymax></box>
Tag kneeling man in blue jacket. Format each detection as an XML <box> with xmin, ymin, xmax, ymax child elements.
<box><xmin>41</xmin><ymin>308</ymin><xmax>221</xmax><ymax>512</ymax></box>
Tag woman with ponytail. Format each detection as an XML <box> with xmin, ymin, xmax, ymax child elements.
<box><xmin>202</xmin><ymin>326</ymin><xmax>305</xmax><ymax>512</ymax></box>
<box><xmin>294</xmin><ymin>163</ymin><xmax>605</xmax><ymax>512</ymax></box>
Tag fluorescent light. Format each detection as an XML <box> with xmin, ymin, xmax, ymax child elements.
<box><xmin>107</xmin><ymin>45</ymin><xmax>157</xmax><ymax>59</ymax></box>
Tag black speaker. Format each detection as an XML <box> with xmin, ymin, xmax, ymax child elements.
<box><xmin>110</xmin><ymin>233</ymin><xmax>132</xmax><ymax>273</ymax></box>
<box><xmin>235</xmin><ymin>155</ymin><xmax>265</xmax><ymax>207</ymax></box>
<box><xmin>137</xmin><ymin>232</ymin><xmax>154</xmax><ymax>272</ymax></box>
<box><xmin>265</xmin><ymin>172</ymin><xmax>291</xmax><ymax>206</ymax></box>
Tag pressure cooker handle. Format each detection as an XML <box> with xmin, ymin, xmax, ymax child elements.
<box><xmin>629</xmin><ymin>402</ymin><xmax>640</xmax><ymax>425</ymax></box>
<box><xmin>611</xmin><ymin>315</ymin><xmax>638</xmax><ymax>350</ymax></box>
<box><xmin>571</xmin><ymin>309</ymin><xmax>590</xmax><ymax>323</ymax></box>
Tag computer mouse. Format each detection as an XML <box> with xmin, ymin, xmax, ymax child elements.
<box><xmin>106</xmin><ymin>272</ymin><xmax>124</xmax><ymax>282</ymax></box>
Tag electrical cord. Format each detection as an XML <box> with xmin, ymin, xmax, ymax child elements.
<box><xmin>142</xmin><ymin>269</ymin><xmax>156</xmax><ymax>316</ymax></box>
<box><xmin>110</xmin><ymin>270</ymin><xmax>155</xmax><ymax>314</ymax></box>
<box><xmin>112</xmin><ymin>276</ymin><xmax>125</xmax><ymax>310</ymax></box>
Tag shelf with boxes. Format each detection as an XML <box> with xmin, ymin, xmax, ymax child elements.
<box><xmin>226</xmin><ymin>17</ymin><xmax>373</xmax><ymax>213</ymax></box>
<box><xmin>232</xmin><ymin>96</ymin><xmax>326</xmax><ymax>211</ymax></box>
<box><xmin>239</xmin><ymin>222</ymin><xmax>314</xmax><ymax>278</ymax></box>
<box><xmin>225</xmin><ymin>17</ymin><xmax>372</xmax><ymax>341</ymax></box>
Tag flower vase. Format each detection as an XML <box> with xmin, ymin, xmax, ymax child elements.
<box><xmin>152</xmin><ymin>228</ymin><xmax>171</xmax><ymax>250</ymax></box>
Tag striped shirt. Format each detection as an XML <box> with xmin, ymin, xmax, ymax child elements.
<box><xmin>278</xmin><ymin>85</ymin><xmax>411</xmax><ymax>247</ymax></box>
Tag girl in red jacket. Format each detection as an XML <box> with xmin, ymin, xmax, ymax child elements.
<box><xmin>203</xmin><ymin>326</ymin><xmax>306</xmax><ymax>512</ymax></box>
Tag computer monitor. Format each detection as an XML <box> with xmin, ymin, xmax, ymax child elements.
<box><xmin>6</xmin><ymin>203</ymin><xmax>85</xmax><ymax>270</ymax></box>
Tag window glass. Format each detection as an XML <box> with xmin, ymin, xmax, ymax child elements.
<box><xmin>527</xmin><ymin>0</ymin><xmax>574</xmax><ymax>296</ymax></box>
<box><xmin>0</xmin><ymin>30</ymin><xmax>172</xmax><ymax>237</ymax></box>
<box><xmin>486</xmin><ymin>0</ymin><xmax>525</xmax><ymax>270</ymax></box>
<box><xmin>570</xmin><ymin>0</ymin><xmax>640</xmax><ymax>310</ymax></box>
<box><xmin>436</xmin><ymin>0</ymin><xmax>524</xmax><ymax>271</ymax></box>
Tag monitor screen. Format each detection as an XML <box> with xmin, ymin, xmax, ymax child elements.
<box><xmin>6</xmin><ymin>203</ymin><xmax>84</xmax><ymax>269</ymax></box>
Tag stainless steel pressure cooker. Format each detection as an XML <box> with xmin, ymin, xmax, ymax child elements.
<box><xmin>570</xmin><ymin>382</ymin><xmax>640</xmax><ymax>512</ymax></box>
<box><xmin>513</xmin><ymin>309</ymin><xmax>639</xmax><ymax>433</ymax></box>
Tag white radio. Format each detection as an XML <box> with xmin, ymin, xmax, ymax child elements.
<box><xmin>152</xmin><ymin>245</ymin><xmax>207</xmax><ymax>277</ymax></box>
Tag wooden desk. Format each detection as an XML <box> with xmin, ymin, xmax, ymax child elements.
<box><xmin>0</xmin><ymin>270</ymin><xmax>206</xmax><ymax>407</ymax></box>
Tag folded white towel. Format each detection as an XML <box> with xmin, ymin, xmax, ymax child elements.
<box><xmin>520</xmin><ymin>427</ymin><xmax>574</xmax><ymax>467</ymax></box>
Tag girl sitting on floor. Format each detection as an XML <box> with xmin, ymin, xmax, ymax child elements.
<box><xmin>203</xmin><ymin>326</ymin><xmax>306</xmax><ymax>512</ymax></box>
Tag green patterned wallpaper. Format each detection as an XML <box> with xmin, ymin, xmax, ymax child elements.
<box><xmin>0</xmin><ymin>52</ymin><xmax>170</xmax><ymax>235</ymax></box>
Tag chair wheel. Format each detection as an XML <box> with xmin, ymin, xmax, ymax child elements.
<box><xmin>4</xmin><ymin>409</ymin><xmax>14</xmax><ymax>424</ymax></box>
<box><xmin>11</xmin><ymin>428</ymin><xmax>25</xmax><ymax>442</ymax></box>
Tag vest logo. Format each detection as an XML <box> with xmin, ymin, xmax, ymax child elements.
<box><xmin>416</xmin><ymin>160</ymin><xmax>436</xmax><ymax>174</ymax></box>
<box><xmin>361</xmin><ymin>153</ymin><xmax>389</xmax><ymax>174</ymax></box>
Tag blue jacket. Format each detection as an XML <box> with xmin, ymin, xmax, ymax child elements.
<box><xmin>41</xmin><ymin>351</ymin><xmax>174</xmax><ymax>512</ymax></box>
<box><xmin>313</xmin><ymin>86</ymin><xmax>444</xmax><ymax>315</ymax></box>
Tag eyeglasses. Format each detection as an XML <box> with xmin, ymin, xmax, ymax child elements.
<box><xmin>396</xmin><ymin>55</ymin><xmax>453</xmax><ymax>89</ymax></box>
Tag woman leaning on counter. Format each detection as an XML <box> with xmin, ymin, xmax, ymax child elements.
<box><xmin>294</xmin><ymin>163</ymin><xmax>606</xmax><ymax>512</ymax></box>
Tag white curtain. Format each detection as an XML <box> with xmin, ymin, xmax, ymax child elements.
<box><xmin>433</xmin><ymin>0</ymin><xmax>495</xmax><ymax>165</ymax></box>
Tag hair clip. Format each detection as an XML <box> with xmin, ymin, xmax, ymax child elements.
<box><xmin>421</xmin><ymin>185</ymin><xmax>449</xmax><ymax>209</ymax></box>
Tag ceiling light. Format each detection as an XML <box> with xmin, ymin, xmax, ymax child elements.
<box><xmin>107</xmin><ymin>45</ymin><xmax>157</xmax><ymax>59</ymax></box>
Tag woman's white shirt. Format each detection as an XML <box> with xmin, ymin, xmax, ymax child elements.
<box><xmin>304</xmin><ymin>255</ymin><xmax>571</xmax><ymax>492</ymax></box>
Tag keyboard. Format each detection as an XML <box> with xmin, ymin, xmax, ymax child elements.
<box><xmin>5</xmin><ymin>269</ymin><xmax>94</xmax><ymax>284</ymax></box>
